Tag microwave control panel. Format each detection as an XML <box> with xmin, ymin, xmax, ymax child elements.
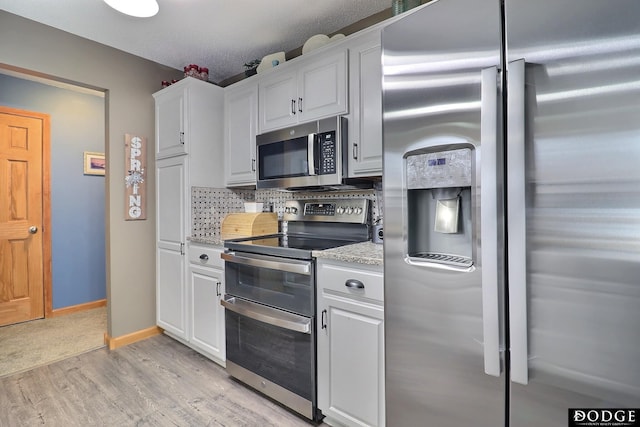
<box><xmin>318</xmin><ymin>131</ymin><xmax>336</xmax><ymax>175</ymax></box>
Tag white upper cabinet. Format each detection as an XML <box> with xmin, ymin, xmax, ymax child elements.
<box><xmin>153</xmin><ymin>78</ymin><xmax>225</xmax><ymax>183</ymax></box>
<box><xmin>155</xmin><ymin>86</ymin><xmax>185</xmax><ymax>158</ymax></box>
<box><xmin>345</xmin><ymin>29</ymin><xmax>383</xmax><ymax>177</ymax></box>
<box><xmin>259</xmin><ymin>50</ymin><xmax>348</xmax><ymax>132</ymax></box>
<box><xmin>224</xmin><ymin>80</ymin><xmax>258</xmax><ymax>186</ymax></box>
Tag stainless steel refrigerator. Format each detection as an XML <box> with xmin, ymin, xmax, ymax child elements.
<box><xmin>382</xmin><ymin>0</ymin><xmax>640</xmax><ymax>426</ymax></box>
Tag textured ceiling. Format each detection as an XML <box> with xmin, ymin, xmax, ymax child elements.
<box><xmin>0</xmin><ymin>0</ymin><xmax>391</xmax><ymax>83</ymax></box>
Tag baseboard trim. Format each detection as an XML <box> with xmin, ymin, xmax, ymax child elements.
<box><xmin>50</xmin><ymin>299</ymin><xmax>107</xmax><ymax>318</ymax></box>
<box><xmin>104</xmin><ymin>326</ymin><xmax>164</xmax><ymax>350</ymax></box>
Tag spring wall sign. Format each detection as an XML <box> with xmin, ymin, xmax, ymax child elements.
<box><xmin>125</xmin><ymin>134</ymin><xmax>147</xmax><ymax>220</ymax></box>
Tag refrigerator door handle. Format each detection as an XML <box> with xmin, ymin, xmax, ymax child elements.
<box><xmin>480</xmin><ymin>66</ymin><xmax>502</xmax><ymax>378</ymax></box>
<box><xmin>507</xmin><ymin>59</ymin><xmax>529</xmax><ymax>385</ymax></box>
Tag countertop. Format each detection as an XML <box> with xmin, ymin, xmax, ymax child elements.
<box><xmin>188</xmin><ymin>236</ymin><xmax>384</xmax><ymax>266</ymax></box>
<box><xmin>188</xmin><ymin>236</ymin><xmax>224</xmax><ymax>247</ymax></box>
<box><xmin>312</xmin><ymin>241</ymin><xmax>383</xmax><ymax>266</ymax></box>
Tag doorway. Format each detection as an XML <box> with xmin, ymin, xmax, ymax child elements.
<box><xmin>0</xmin><ymin>71</ymin><xmax>107</xmax><ymax>376</ymax></box>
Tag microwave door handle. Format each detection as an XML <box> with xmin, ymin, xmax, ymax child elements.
<box><xmin>308</xmin><ymin>134</ymin><xmax>316</xmax><ymax>175</ymax></box>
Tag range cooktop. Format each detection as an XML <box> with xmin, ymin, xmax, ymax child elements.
<box><xmin>233</xmin><ymin>234</ymin><xmax>358</xmax><ymax>250</ymax></box>
<box><xmin>223</xmin><ymin>198</ymin><xmax>372</xmax><ymax>260</ymax></box>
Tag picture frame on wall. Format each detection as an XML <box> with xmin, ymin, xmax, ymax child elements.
<box><xmin>84</xmin><ymin>151</ymin><xmax>105</xmax><ymax>176</ymax></box>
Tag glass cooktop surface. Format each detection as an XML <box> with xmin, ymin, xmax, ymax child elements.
<box><xmin>230</xmin><ymin>234</ymin><xmax>356</xmax><ymax>251</ymax></box>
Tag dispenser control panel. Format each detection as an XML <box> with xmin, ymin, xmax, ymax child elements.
<box><xmin>406</xmin><ymin>148</ymin><xmax>472</xmax><ymax>190</ymax></box>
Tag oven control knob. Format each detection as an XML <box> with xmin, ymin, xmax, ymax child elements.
<box><xmin>346</xmin><ymin>207</ymin><xmax>354</xmax><ymax>215</ymax></box>
<box><xmin>291</xmin><ymin>207</ymin><xmax>298</xmax><ymax>214</ymax></box>
<box><xmin>285</xmin><ymin>207</ymin><xmax>291</xmax><ymax>213</ymax></box>
<box><xmin>355</xmin><ymin>207</ymin><xmax>363</xmax><ymax>215</ymax></box>
<box><xmin>337</xmin><ymin>207</ymin><xmax>345</xmax><ymax>214</ymax></box>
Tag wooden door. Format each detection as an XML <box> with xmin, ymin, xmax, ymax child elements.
<box><xmin>0</xmin><ymin>107</ymin><xmax>50</xmax><ymax>326</ymax></box>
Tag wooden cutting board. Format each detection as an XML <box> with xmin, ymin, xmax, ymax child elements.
<box><xmin>221</xmin><ymin>212</ymin><xmax>278</xmax><ymax>239</ymax></box>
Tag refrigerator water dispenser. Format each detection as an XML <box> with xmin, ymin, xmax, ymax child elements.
<box><xmin>406</xmin><ymin>147</ymin><xmax>473</xmax><ymax>268</ymax></box>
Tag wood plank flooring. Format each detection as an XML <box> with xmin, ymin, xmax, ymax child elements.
<box><xmin>0</xmin><ymin>334</ymin><xmax>328</xmax><ymax>426</ymax></box>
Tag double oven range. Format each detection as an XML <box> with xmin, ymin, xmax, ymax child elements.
<box><xmin>221</xmin><ymin>198</ymin><xmax>370</xmax><ymax>421</ymax></box>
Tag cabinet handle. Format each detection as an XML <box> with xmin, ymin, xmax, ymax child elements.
<box><xmin>321</xmin><ymin>309</ymin><xmax>327</xmax><ymax>329</ymax></box>
<box><xmin>180</xmin><ymin>242</ymin><xmax>185</xmax><ymax>255</ymax></box>
<box><xmin>251</xmin><ymin>158</ymin><xmax>256</xmax><ymax>172</ymax></box>
<box><xmin>291</xmin><ymin>99</ymin><xmax>296</xmax><ymax>115</ymax></box>
<box><xmin>216</xmin><ymin>281</ymin><xmax>221</xmax><ymax>297</ymax></box>
<box><xmin>199</xmin><ymin>253</ymin><xmax>209</xmax><ymax>261</ymax></box>
<box><xmin>345</xmin><ymin>279</ymin><xmax>365</xmax><ymax>289</ymax></box>
<box><xmin>353</xmin><ymin>142</ymin><xmax>358</xmax><ymax>160</ymax></box>
<box><xmin>179</xmin><ymin>131</ymin><xmax>184</xmax><ymax>145</ymax></box>
<box><xmin>298</xmin><ymin>97</ymin><xmax>303</xmax><ymax>113</ymax></box>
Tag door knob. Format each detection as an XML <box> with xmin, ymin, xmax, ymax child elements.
<box><xmin>29</xmin><ymin>226</ymin><xmax>38</xmax><ymax>234</ymax></box>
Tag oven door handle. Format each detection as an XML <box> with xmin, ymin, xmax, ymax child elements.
<box><xmin>221</xmin><ymin>295</ymin><xmax>312</xmax><ymax>334</ymax></box>
<box><xmin>221</xmin><ymin>252</ymin><xmax>312</xmax><ymax>275</ymax></box>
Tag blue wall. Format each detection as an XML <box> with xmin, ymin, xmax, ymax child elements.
<box><xmin>0</xmin><ymin>73</ymin><xmax>106</xmax><ymax>309</ymax></box>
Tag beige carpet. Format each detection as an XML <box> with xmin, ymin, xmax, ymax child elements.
<box><xmin>0</xmin><ymin>307</ymin><xmax>107</xmax><ymax>378</ymax></box>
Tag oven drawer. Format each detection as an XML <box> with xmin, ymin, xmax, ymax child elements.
<box><xmin>224</xmin><ymin>303</ymin><xmax>317</xmax><ymax>420</ymax></box>
<box><xmin>223</xmin><ymin>251</ymin><xmax>314</xmax><ymax>316</ymax></box>
<box><xmin>317</xmin><ymin>260</ymin><xmax>384</xmax><ymax>302</ymax></box>
<box><xmin>188</xmin><ymin>243</ymin><xmax>224</xmax><ymax>269</ymax></box>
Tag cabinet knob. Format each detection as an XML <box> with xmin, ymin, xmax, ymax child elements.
<box><xmin>199</xmin><ymin>253</ymin><xmax>209</xmax><ymax>260</ymax></box>
<box><xmin>345</xmin><ymin>279</ymin><xmax>365</xmax><ymax>289</ymax></box>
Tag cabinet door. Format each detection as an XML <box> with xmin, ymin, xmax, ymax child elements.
<box><xmin>318</xmin><ymin>293</ymin><xmax>385</xmax><ymax>427</ymax></box>
<box><xmin>189</xmin><ymin>264</ymin><xmax>225</xmax><ymax>364</ymax></box>
<box><xmin>156</xmin><ymin>156</ymin><xmax>187</xmax><ymax>338</ymax></box>
<box><xmin>259</xmin><ymin>69</ymin><xmax>298</xmax><ymax>132</ymax></box>
<box><xmin>347</xmin><ymin>32</ymin><xmax>383</xmax><ymax>177</ymax></box>
<box><xmin>225</xmin><ymin>83</ymin><xmax>258</xmax><ymax>186</ymax></box>
<box><xmin>155</xmin><ymin>86</ymin><xmax>186</xmax><ymax>159</ymax></box>
<box><xmin>298</xmin><ymin>50</ymin><xmax>348</xmax><ymax>123</ymax></box>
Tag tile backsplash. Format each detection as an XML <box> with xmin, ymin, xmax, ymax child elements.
<box><xmin>191</xmin><ymin>184</ymin><xmax>383</xmax><ymax>239</ymax></box>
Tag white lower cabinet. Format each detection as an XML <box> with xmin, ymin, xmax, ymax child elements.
<box><xmin>156</xmin><ymin>155</ymin><xmax>188</xmax><ymax>339</ymax></box>
<box><xmin>317</xmin><ymin>260</ymin><xmax>385</xmax><ymax>427</ymax></box>
<box><xmin>186</xmin><ymin>243</ymin><xmax>226</xmax><ymax>366</ymax></box>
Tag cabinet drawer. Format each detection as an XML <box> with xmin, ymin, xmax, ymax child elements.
<box><xmin>188</xmin><ymin>244</ymin><xmax>224</xmax><ymax>269</ymax></box>
<box><xmin>318</xmin><ymin>261</ymin><xmax>383</xmax><ymax>303</ymax></box>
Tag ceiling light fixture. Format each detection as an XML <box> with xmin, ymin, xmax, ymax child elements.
<box><xmin>103</xmin><ymin>0</ymin><xmax>159</xmax><ymax>18</ymax></box>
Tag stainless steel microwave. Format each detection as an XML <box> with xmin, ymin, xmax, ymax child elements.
<box><xmin>256</xmin><ymin>116</ymin><xmax>347</xmax><ymax>189</ymax></box>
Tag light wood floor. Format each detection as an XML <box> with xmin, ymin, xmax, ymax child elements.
<box><xmin>0</xmin><ymin>334</ymin><xmax>327</xmax><ymax>426</ymax></box>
